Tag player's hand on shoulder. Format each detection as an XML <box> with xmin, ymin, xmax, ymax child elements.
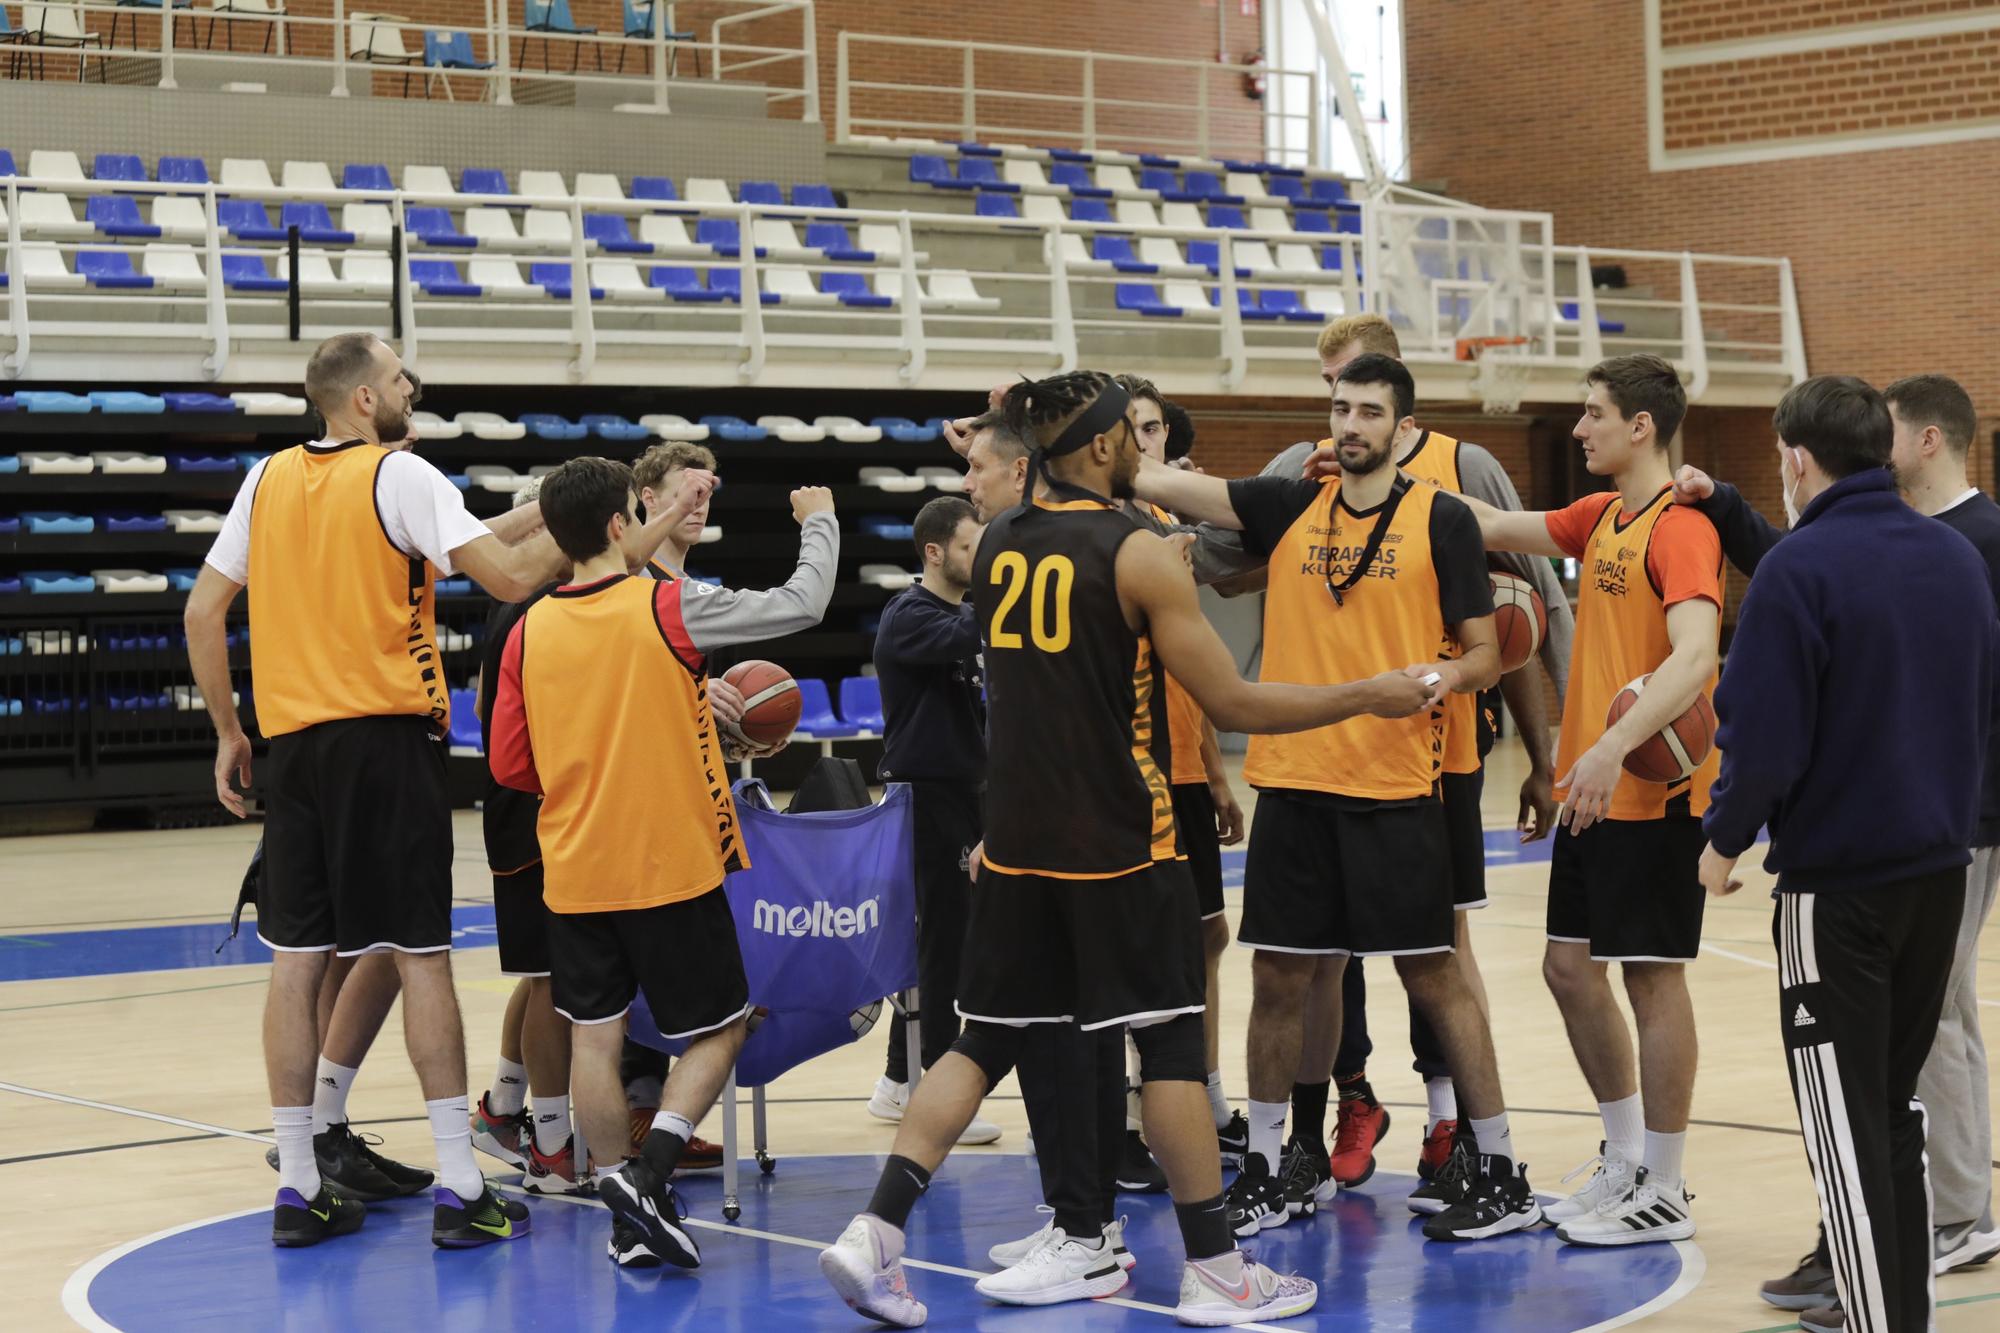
<box><xmin>791</xmin><ymin>486</ymin><xmax>835</xmax><ymax>523</ymax></box>
<box><xmin>1672</xmin><ymin>464</ymin><xmax>1714</xmax><ymax>505</ymax></box>
<box><xmin>1166</xmin><ymin>531</ymin><xmax>1196</xmax><ymax>569</ymax></box>
<box><xmin>1363</xmin><ymin>667</ymin><xmax>1437</xmax><ymax>718</ymax></box>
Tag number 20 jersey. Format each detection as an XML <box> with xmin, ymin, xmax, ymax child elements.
<box><xmin>973</xmin><ymin>497</ymin><xmax>1181</xmax><ymax>880</ymax></box>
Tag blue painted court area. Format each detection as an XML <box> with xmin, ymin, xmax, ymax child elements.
<box><xmin>77</xmin><ymin>1154</ymin><xmax>1690</xmax><ymax>1331</ymax></box>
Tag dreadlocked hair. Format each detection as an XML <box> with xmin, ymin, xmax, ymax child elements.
<box><xmin>999</xmin><ymin>370</ymin><xmax>1117</xmax><ymax>449</ymax></box>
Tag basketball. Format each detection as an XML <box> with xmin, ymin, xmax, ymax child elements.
<box><xmin>1489</xmin><ymin>570</ymin><xmax>1547</xmax><ymax>673</ymax></box>
<box><xmin>850</xmin><ymin>998</ymin><xmax>883</xmax><ymax>1039</ymax></box>
<box><xmin>1607</xmin><ymin>673</ymin><xmax>1717</xmax><ymax>782</ymax></box>
<box><xmin>723</xmin><ymin>660</ymin><xmax>801</xmax><ymax>747</ymax></box>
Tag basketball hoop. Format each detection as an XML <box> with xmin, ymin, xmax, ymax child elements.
<box><xmin>1456</xmin><ymin>336</ymin><xmax>1532</xmax><ymax>416</ymax></box>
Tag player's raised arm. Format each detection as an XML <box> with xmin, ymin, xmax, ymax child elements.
<box><xmin>1132</xmin><ymin>456</ymin><xmax>1245</xmax><ymax>529</ymax></box>
<box><xmin>1116</xmin><ymin>530</ymin><xmax>1434</xmax><ymax>732</ymax></box>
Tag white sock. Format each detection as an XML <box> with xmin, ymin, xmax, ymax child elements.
<box><xmin>1599</xmin><ymin>1094</ymin><xmax>1644</xmax><ymax>1166</ymax></box>
<box><xmin>489</xmin><ymin>1057</ymin><xmax>528</xmax><ymax>1116</ymax></box>
<box><xmin>1248</xmin><ymin>1098</ymin><xmax>1288</xmax><ymax>1173</ymax></box>
<box><xmin>1469</xmin><ymin>1111</ymin><xmax>1513</xmax><ymax>1167</ymax></box>
<box><xmin>273</xmin><ymin>1104</ymin><xmax>320</xmax><ymax>1198</ymax></box>
<box><xmin>310</xmin><ymin>1058</ymin><xmax>359</xmax><ymax>1135</ymax></box>
<box><xmin>1126</xmin><ymin>1037</ymin><xmax>1144</xmax><ymax>1132</ymax></box>
<box><xmin>531</xmin><ymin>1094</ymin><xmax>571</xmax><ymax>1154</ymax></box>
<box><xmin>651</xmin><ymin>1108</ymin><xmax>696</xmax><ymax>1144</ymax></box>
<box><xmin>427</xmin><ymin>1095</ymin><xmax>485</xmax><ymax>1199</ymax></box>
<box><xmin>1642</xmin><ymin>1129</ymin><xmax>1686</xmax><ymax>1192</ymax></box>
<box><xmin>1425</xmin><ymin>1077</ymin><xmax>1457</xmax><ymax>1132</ymax></box>
<box><xmin>1205</xmin><ymin>1070</ymin><xmax>1232</xmax><ymax>1130</ymax></box>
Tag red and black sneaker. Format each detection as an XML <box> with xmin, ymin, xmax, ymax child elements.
<box><xmin>1330</xmin><ymin>1080</ymin><xmax>1389</xmax><ymax>1187</ymax></box>
<box><xmin>675</xmin><ymin>1134</ymin><xmax>725</xmax><ymax>1176</ymax></box>
<box><xmin>1418</xmin><ymin>1118</ymin><xmax>1459</xmax><ymax>1182</ymax></box>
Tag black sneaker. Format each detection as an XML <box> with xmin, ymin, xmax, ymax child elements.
<box><xmin>272</xmin><ymin>1184</ymin><xmax>365</xmax><ymax>1247</ymax></box>
<box><xmin>599</xmin><ymin>1160</ymin><xmax>701</xmax><ymax>1268</ymax></box>
<box><xmin>1225</xmin><ymin>1153</ymin><xmax>1289</xmax><ymax>1237</ymax></box>
<box><xmin>608</xmin><ymin>1216</ymin><xmax>664</xmax><ymax>1269</ymax></box>
<box><xmin>1279</xmin><ymin>1135</ymin><xmax>1339</xmax><ymax>1218</ymax></box>
<box><xmin>432</xmin><ymin>1183</ymin><xmax>531</xmax><ymax>1248</ymax></box>
<box><xmin>1407</xmin><ymin>1123</ymin><xmax>1475</xmax><ymax>1216</ymax></box>
<box><xmin>1798</xmin><ymin>1303</ymin><xmax>1845</xmax><ymax>1333</ymax></box>
<box><xmin>1217</xmin><ymin>1110</ymin><xmax>1249</xmax><ymax>1170</ymax></box>
<box><xmin>1422</xmin><ymin>1155</ymin><xmax>1542</xmax><ymax>1241</ymax></box>
<box><xmin>1114</xmin><ymin>1128</ymin><xmax>1169</xmax><ymax>1194</ymax></box>
<box><xmin>262</xmin><ymin>1123</ymin><xmax>434</xmax><ymax>1202</ymax></box>
<box><xmin>1760</xmin><ymin>1248</ymin><xmax>1838</xmax><ymax>1311</ymax></box>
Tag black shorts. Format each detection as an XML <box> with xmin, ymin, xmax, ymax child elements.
<box><xmin>547</xmin><ymin>886</ymin><xmax>752</xmax><ymax>1033</ymax></box>
<box><xmin>1441</xmin><ymin>769</ymin><xmax>1487</xmax><ymax>910</ymax></box>
<box><xmin>494</xmin><ymin>863</ymin><xmax>551</xmax><ymax>978</ymax></box>
<box><xmin>1547</xmin><ymin>808</ymin><xmax>1707</xmax><ymax>961</ymax></box>
<box><xmin>1171</xmin><ymin>782</ymin><xmax>1226</xmax><ymax>920</ymax></box>
<box><xmin>956</xmin><ymin>859</ymin><xmax>1205</xmax><ymax>1031</ymax></box>
<box><xmin>259</xmin><ymin>716</ymin><xmax>452</xmax><ymax>957</ymax></box>
<box><xmin>1238</xmin><ymin>789</ymin><xmax>1455</xmax><ymax>956</ymax></box>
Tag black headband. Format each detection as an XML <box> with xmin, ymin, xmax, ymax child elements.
<box><xmin>1045</xmin><ymin>381</ymin><xmax>1132</xmax><ymax>458</ymax></box>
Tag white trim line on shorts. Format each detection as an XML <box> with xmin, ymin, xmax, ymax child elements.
<box><xmin>1199</xmin><ymin>908</ymin><xmax>1229</xmax><ymax>921</ymax></box>
<box><xmin>1083</xmin><ymin>1003</ymin><xmax>1206</xmax><ymax>1032</ymax></box>
<box><xmin>1588</xmin><ymin>953</ymin><xmax>1697</xmax><ymax>964</ymax></box>
<box><xmin>1235</xmin><ymin>940</ymin><xmax>1352</xmax><ymax>956</ymax></box>
<box><xmin>255</xmin><ymin>934</ymin><xmax>335</xmax><ymax>953</ymax></box>
<box><xmin>652</xmin><ymin>1001</ymin><xmax>755</xmax><ymax>1042</ymax></box>
<box><xmin>1352</xmin><ymin>944</ymin><xmax>1457</xmax><ymax>958</ymax></box>
<box><xmin>1546</xmin><ymin>934</ymin><xmax>1591</xmax><ymax>944</ymax></box>
<box><xmin>556</xmin><ymin>1004</ymin><xmax>631</xmax><ymax>1026</ymax></box>
<box><xmin>1454</xmin><ymin>898</ymin><xmax>1491</xmax><ymax>911</ymax></box>
<box><xmin>499</xmin><ymin>969</ymin><xmax>553</xmax><ymax>979</ymax></box>
<box><xmin>954</xmin><ymin>1006</ymin><xmax>1077</xmax><ymax>1027</ymax></box>
<box><xmin>334</xmin><ymin>941</ymin><xmax>453</xmax><ymax>959</ymax></box>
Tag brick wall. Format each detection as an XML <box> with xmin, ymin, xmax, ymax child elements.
<box><xmin>1658</xmin><ymin>0</ymin><xmax>1991</xmax><ymax>46</ymax></box>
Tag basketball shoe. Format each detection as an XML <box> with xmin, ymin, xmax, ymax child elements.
<box><xmin>1760</xmin><ymin>1248</ymin><xmax>1837</xmax><ymax>1310</ymax></box>
<box><xmin>1407</xmin><ymin>1123</ymin><xmax>1475</xmax><ymax>1216</ymax></box>
<box><xmin>1542</xmin><ymin>1142</ymin><xmax>1636</xmax><ymax>1226</ymax></box>
<box><xmin>1555</xmin><ymin>1166</ymin><xmax>1695</xmax><ymax>1246</ymax></box>
<box><xmin>1330</xmin><ymin>1080</ymin><xmax>1389</xmax><ymax>1186</ymax></box>
<box><xmin>1421</xmin><ymin>1155</ymin><xmax>1541</xmax><ymax>1241</ymax></box>
<box><xmin>431</xmin><ymin>1183</ymin><xmax>531</xmax><ymax>1248</ymax></box>
<box><xmin>1798</xmin><ymin>1304</ymin><xmax>1845</xmax><ymax>1333</ymax></box>
<box><xmin>865</xmin><ymin>1078</ymin><xmax>1003</xmax><ymax>1145</ymax></box>
<box><xmin>1217</xmin><ymin>1110</ymin><xmax>1250</xmax><ymax>1170</ymax></box>
<box><xmin>525</xmin><ymin>1137</ymin><xmax>590</xmax><ymax>1195</ymax></box>
<box><xmin>991</xmin><ymin>1209</ymin><xmax>1137</xmax><ymax>1272</ymax></box>
<box><xmin>599</xmin><ymin>1160</ymin><xmax>700</xmax><ymax>1268</ymax></box>
<box><xmin>608</xmin><ymin>1217</ymin><xmax>663</xmax><ymax>1269</ymax></box>
<box><xmin>623</xmin><ymin>1104</ymin><xmax>727</xmax><ymax>1174</ymax></box>
<box><xmin>271</xmin><ymin>1184</ymin><xmax>364</xmax><ymax>1247</ymax></box>
<box><xmin>1225</xmin><ymin>1154</ymin><xmax>1288</xmax><ymax>1236</ymax></box>
<box><xmin>1417</xmin><ymin>1118</ymin><xmax>1457</xmax><ymax>1180</ymax></box>
<box><xmin>820</xmin><ymin>1214</ymin><xmax>927</xmax><ymax>1328</ymax></box>
<box><xmin>1115</xmin><ymin>1129</ymin><xmax>1169</xmax><ymax>1193</ymax></box>
<box><xmin>1174</xmin><ymin>1250</ymin><xmax>1318</xmax><ymax>1326</ymax></box>
<box><xmin>974</xmin><ymin>1229</ymin><xmax>1129</xmax><ymax>1306</ymax></box>
<box><xmin>471</xmin><ymin>1093</ymin><xmax>532</xmax><ymax>1170</ymax></box>
<box><xmin>1279</xmin><ymin>1135</ymin><xmax>1339</xmax><ymax>1218</ymax></box>
<box><xmin>263</xmin><ymin>1122</ymin><xmax>433</xmax><ymax>1201</ymax></box>
<box><xmin>1936</xmin><ymin>1221</ymin><xmax>2000</xmax><ymax>1275</ymax></box>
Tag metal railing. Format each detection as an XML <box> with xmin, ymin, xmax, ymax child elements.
<box><xmin>0</xmin><ymin>174</ymin><xmax>1803</xmax><ymax>396</ymax></box>
<box><xmin>833</xmin><ymin>31</ymin><xmax>1320</xmax><ymax>168</ymax></box>
<box><xmin>3</xmin><ymin>0</ymin><xmax>819</xmax><ymax>119</ymax></box>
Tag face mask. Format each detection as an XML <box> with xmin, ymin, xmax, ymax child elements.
<box><xmin>1782</xmin><ymin>449</ymin><xmax>1804</xmax><ymax>527</ymax></box>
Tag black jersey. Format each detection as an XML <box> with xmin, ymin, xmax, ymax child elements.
<box><xmin>973</xmin><ymin>495</ymin><xmax>1180</xmax><ymax>878</ymax></box>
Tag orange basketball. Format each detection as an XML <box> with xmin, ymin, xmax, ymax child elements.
<box><xmin>1606</xmin><ymin>673</ymin><xmax>1716</xmax><ymax>783</ymax></box>
<box><xmin>1489</xmin><ymin>570</ymin><xmax>1547</xmax><ymax>674</ymax></box>
<box><xmin>723</xmin><ymin>660</ymin><xmax>801</xmax><ymax>747</ymax></box>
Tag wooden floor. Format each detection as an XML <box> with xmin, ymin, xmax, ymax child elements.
<box><xmin>3</xmin><ymin>740</ymin><xmax>1996</xmax><ymax>1331</ymax></box>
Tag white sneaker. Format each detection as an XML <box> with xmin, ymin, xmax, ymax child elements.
<box><xmin>988</xmin><ymin>1206</ymin><xmax>1056</xmax><ymax>1268</ymax></box>
<box><xmin>958</xmin><ymin>1113</ymin><xmax>1002</xmax><ymax>1146</ymax></box>
<box><xmin>1543</xmin><ymin>1143</ymin><xmax>1635</xmax><ymax>1225</ymax></box>
<box><xmin>819</xmin><ymin>1215</ymin><xmax>927</xmax><ymax>1328</ymax></box>
<box><xmin>1175</xmin><ymin>1251</ymin><xmax>1317</xmax><ymax>1326</ymax></box>
<box><xmin>867</xmin><ymin>1078</ymin><xmax>908</xmax><ymax>1124</ymax></box>
<box><xmin>974</xmin><ymin>1230</ymin><xmax>1128</xmax><ymax>1306</ymax></box>
<box><xmin>1934</xmin><ymin>1223</ymin><xmax>2000</xmax><ymax>1275</ymax></box>
<box><xmin>1104</xmin><ymin>1214</ymin><xmax>1136</xmax><ymax>1271</ymax></box>
<box><xmin>1555</xmin><ymin>1167</ymin><xmax>1695</xmax><ymax>1246</ymax></box>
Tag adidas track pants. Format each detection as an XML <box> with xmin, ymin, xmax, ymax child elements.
<box><xmin>1775</xmin><ymin>871</ymin><xmax>1963</xmax><ymax>1333</ymax></box>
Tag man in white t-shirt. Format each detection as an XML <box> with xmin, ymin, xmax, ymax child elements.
<box><xmin>186</xmin><ymin>332</ymin><xmax>710</xmax><ymax>1250</ymax></box>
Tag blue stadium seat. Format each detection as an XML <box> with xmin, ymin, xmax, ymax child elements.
<box><xmin>93</xmin><ymin>154</ymin><xmax>146</xmax><ymax>182</ymax></box>
<box><xmin>408</xmin><ymin>258</ymin><xmax>481</xmax><ymax>297</ymax></box>
<box><xmin>707</xmin><ymin>268</ymin><xmax>778</xmax><ymax>304</ymax></box>
<box><xmin>838</xmin><ymin>677</ymin><xmax>885</xmax><ymax>733</ymax></box>
<box><xmin>1560</xmin><ymin>302</ymin><xmax>1627</xmax><ymax>334</ymax></box>
<box><xmin>17</xmin><ymin>391</ymin><xmax>93</xmax><ymax>412</ymax></box>
<box><xmin>0</xmin><ymin>150</ymin><xmax>16</xmax><ymax>178</ymax></box>
<box><xmin>1308</xmin><ymin>178</ymin><xmax>1349</xmax><ymax>204</ymax></box>
<box><xmin>23</xmin><ymin>511</ymin><xmax>94</xmax><ymax>533</ymax></box>
<box><xmin>1069</xmin><ymin>198</ymin><xmax>1114</xmax><ymax>224</ymax></box>
<box><xmin>219</xmin><ymin>254</ymin><xmax>289</xmax><ymax>293</ymax></box>
<box><xmin>163</xmin><ymin>391</ymin><xmax>239</xmax><ymax>413</ymax></box>
<box><xmin>1139</xmin><ymin>167</ymin><xmax>1181</xmax><ymax>197</ymax></box>
<box><xmin>1320</xmin><ymin>245</ymin><xmax>1344</xmax><ymax>272</ymax></box>
<box><xmin>857</xmin><ymin>515</ymin><xmax>915</xmax><ymax>540</ymax></box>
<box><xmin>973</xmin><ymin>192</ymin><xmax>1019</xmax><ymax>219</ymax></box>
<box><xmin>1291</xmin><ymin>209</ymin><xmax>1333</xmax><ymax>235</ymax></box>
<box><xmin>100</xmin><ymin>511</ymin><xmax>167</xmax><ymax>531</ymax></box>
<box><xmin>343</xmin><ymin>163</ymin><xmax>393</xmax><ymax>191</ymax></box>
<box><xmin>956</xmin><ymin>142</ymin><xmax>1001</xmax><ymax>157</ymax></box>
<box><xmin>738</xmin><ymin>180</ymin><xmax>783</xmax><ymax>206</ymax></box>
<box><xmin>280</xmin><ymin>202</ymin><xmax>355</xmax><ymax>244</ymax></box>
<box><xmin>871</xmin><ymin>417</ymin><xmax>935</xmax><ymax>443</ymax></box>
<box><xmin>1139</xmin><ymin>153</ymin><xmax>1180</xmax><ymax>168</ymax></box>
<box><xmin>1046</xmin><ymin>147</ymin><xmax>1092</xmax><ymax>162</ymax></box>
<box><xmin>955</xmin><ymin>157</ymin><xmax>1015</xmax><ymax>192</ymax></box>
<box><xmin>909</xmin><ymin>155</ymin><xmax>974</xmax><ymax>191</ymax></box>
<box><xmin>89</xmin><ymin>391</ymin><xmax>165</xmax><ymax>413</ymax></box>
<box><xmin>700</xmin><ymin>415</ymin><xmax>767</xmax><ymax>441</ymax></box>
<box><xmin>529</xmin><ymin>262</ymin><xmax>605</xmax><ymax>300</ymax></box>
<box><xmin>1206</xmin><ymin>205</ymin><xmax>1247</xmax><ymax>229</ymax></box>
<box><xmin>519</xmin><ymin>413</ymin><xmax>589</xmax><ymax>440</ymax></box>
<box><xmin>86</xmin><ymin>195</ymin><xmax>160</xmax><ymax>238</ymax></box>
<box><xmin>582</xmin><ymin>214</ymin><xmax>652</xmax><ymax>254</ymax></box>
<box><xmin>217</xmin><ymin>200</ymin><xmax>284</xmax><ymax>241</ymax></box>
<box><xmin>425</xmin><ymin>30</ymin><xmax>492</xmax><ymax>73</ymax></box>
<box><xmin>1049</xmin><ymin>162</ymin><xmax>1110</xmax><ymax>197</ymax></box>
<box><xmin>1207</xmin><ymin>287</ymin><xmax>1276</xmax><ymax>321</ymax></box>
<box><xmin>168</xmin><ymin>453</ymin><xmax>238</xmax><ymax>471</ymax></box>
<box><xmin>1182</xmin><ymin>170</ymin><xmax>1242</xmax><ymax>203</ymax></box>
<box><xmin>821</xmin><ymin>271</ymin><xmax>891</xmax><ymax>308</ymax></box>
<box><xmin>631</xmin><ymin>176</ymin><xmax>680</xmax><ymax>205</ymax></box>
<box><xmin>696</xmin><ymin>218</ymin><xmax>764</xmax><ymax>259</ymax></box>
<box><xmin>580</xmin><ymin>414</ymin><xmax>651</xmax><ymax>441</ymax></box>
<box><xmin>791</xmin><ymin>184</ymin><xmax>839</xmax><ymax>210</ymax></box>
<box><xmin>406</xmin><ymin>207</ymin><xmax>475</xmax><ymax>247</ymax></box>
<box><xmin>649</xmin><ymin>266</ymin><xmax>727</xmax><ymax>302</ymax></box>
<box><xmin>1336</xmin><ymin>208</ymin><xmax>1362</xmax><ymax>235</ymax></box>
<box><xmin>804</xmin><ymin>222</ymin><xmax>872</xmax><ymax>262</ymax></box>
<box><xmin>460</xmin><ymin>167</ymin><xmax>509</xmax><ymax>195</ymax></box>
<box><xmin>1267</xmin><ymin>174</ymin><xmax>1305</xmax><ymax>202</ymax></box>
<box><xmin>1116</xmin><ymin>283</ymin><xmax>1181</xmax><ymax>317</ymax></box>
<box><xmin>158</xmin><ymin>156</ymin><xmax>209</xmax><ymax>185</ymax></box>
<box><xmin>794</xmin><ymin>679</ymin><xmax>854</xmax><ymax>737</ymax></box>
<box><xmin>76</xmin><ymin>251</ymin><xmax>153</xmax><ymax>289</ymax></box>
<box><xmin>1259</xmin><ymin>289</ymin><xmax>1320</xmax><ymax>323</ymax></box>
<box><xmin>1184</xmin><ymin>240</ymin><xmax>1249</xmax><ymax>278</ymax></box>
<box><xmin>1091</xmin><ymin>234</ymin><xmax>1156</xmax><ymax>274</ymax></box>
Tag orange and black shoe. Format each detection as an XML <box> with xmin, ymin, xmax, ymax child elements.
<box><xmin>471</xmin><ymin>1093</ymin><xmax>532</xmax><ymax>1171</ymax></box>
<box><xmin>1418</xmin><ymin>1118</ymin><xmax>1460</xmax><ymax>1182</ymax></box>
<box><xmin>675</xmin><ymin>1134</ymin><xmax>725</xmax><ymax>1176</ymax></box>
<box><xmin>433</xmin><ymin>1183</ymin><xmax>531</xmax><ymax>1249</ymax></box>
<box><xmin>1330</xmin><ymin>1079</ymin><xmax>1390</xmax><ymax>1187</ymax></box>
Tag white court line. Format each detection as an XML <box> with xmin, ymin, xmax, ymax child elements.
<box><xmin>61</xmin><ymin>1205</ymin><xmax>270</xmax><ymax>1332</ymax></box>
<box><xmin>0</xmin><ymin>1081</ymin><xmax>273</xmax><ymax>1145</ymax></box>
<box><xmin>1700</xmin><ymin>942</ymin><xmax>2000</xmax><ymax>1007</ymax></box>
<box><xmin>1572</xmin><ymin>1239</ymin><xmax>1706</xmax><ymax>1331</ymax></box>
